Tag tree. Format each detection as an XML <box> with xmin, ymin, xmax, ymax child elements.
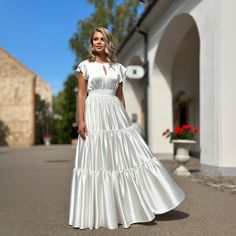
<box><xmin>51</xmin><ymin>75</ymin><xmax>77</xmax><ymax>144</ymax></box>
<box><xmin>0</xmin><ymin>120</ymin><xmax>10</xmax><ymax>146</ymax></box>
<box><xmin>70</xmin><ymin>0</ymin><xmax>142</xmax><ymax>63</ymax></box>
<box><xmin>51</xmin><ymin>92</ymin><xmax>66</xmax><ymax>144</ymax></box>
<box><xmin>35</xmin><ymin>94</ymin><xmax>52</xmax><ymax>144</ymax></box>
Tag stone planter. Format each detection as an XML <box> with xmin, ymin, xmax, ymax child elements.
<box><xmin>43</xmin><ymin>135</ymin><xmax>51</xmax><ymax>146</ymax></box>
<box><xmin>172</xmin><ymin>139</ymin><xmax>196</xmax><ymax>176</ymax></box>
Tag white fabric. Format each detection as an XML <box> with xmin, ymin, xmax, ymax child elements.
<box><xmin>69</xmin><ymin>60</ymin><xmax>185</xmax><ymax>230</ymax></box>
<box><xmin>75</xmin><ymin>60</ymin><xmax>127</xmax><ymax>86</ymax></box>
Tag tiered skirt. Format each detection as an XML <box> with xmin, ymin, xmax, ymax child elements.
<box><xmin>69</xmin><ymin>89</ymin><xmax>185</xmax><ymax>230</ymax></box>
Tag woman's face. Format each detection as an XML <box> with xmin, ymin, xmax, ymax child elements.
<box><xmin>92</xmin><ymin>31</ymin><xmax>106</xmax><ymax>54</ymax></box>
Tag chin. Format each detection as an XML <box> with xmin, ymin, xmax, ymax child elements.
<box><xmin>96</xmin><ymin>50</ymin><xmax>105</xmax><ymax>54</ymax></box>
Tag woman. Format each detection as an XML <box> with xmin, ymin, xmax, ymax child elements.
<box><xmin>69</xmin><ymin>27</ymin><xmax>185</xmax><ymax>230</ymax></box>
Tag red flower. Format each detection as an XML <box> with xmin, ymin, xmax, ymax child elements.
<box><xmin>43</xmin><ymin>134</ymin><xmax>51</xmax><ymax>140</ymax></box>
<box><xmin>162</xmin><ymin>124</ymin><xmax>199</xmax><ymax>143</ymax></box>
<box><xmin>193</xmin><ymin>127</ymin><xmax>199</xmax><ymax>133</ymax></box>
<box><xmin>175</xmin><ymin>126</ymin><xmax>183</xmax><ymax>134</ymax></box>
<box><xmin>182</xmin><ymin>124</ymin><xmax>192</xmax><ymax>130</ymax></box>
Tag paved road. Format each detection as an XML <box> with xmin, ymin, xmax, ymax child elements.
<box><xmin>0</xmin><ymin>145</ymin><xmax>235</xmax><ymax>236</ymax></box>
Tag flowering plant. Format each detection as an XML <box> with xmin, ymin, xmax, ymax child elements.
<box><xmin>43</xmin><ymin>134</ymin><xmax>51</xmax><ymax>141</ymax></box>
<box><xmin>162</xmin><ymin>124</ymin><xmax>199</xmax><ymax>143</ymax></box>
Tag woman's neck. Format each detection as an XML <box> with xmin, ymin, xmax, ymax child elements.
<box><xmin>95</xmin><ymin>54</ymin><xmax>108</xmax><ymax>63</ymax></box>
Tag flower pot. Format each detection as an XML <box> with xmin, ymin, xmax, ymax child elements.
<box><xmin>43</xmin><ymin>135</ymin><xmax>51</xmax><ymax>146</ymax></box>
<box><xmin>44</xmin><ymin>140</ymin><xmax>51</xmax><ymax>146</ymax></box>
<box><xmin>172</xmin><ymin>139</ymin><xmax>196</xmax><ymax>176</ymax></box>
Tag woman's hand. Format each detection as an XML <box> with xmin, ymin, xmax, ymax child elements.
<box><xmin>116</xmin><ymin>82</ymin><xmax>126</xmax><ymax>109</ymax></box>
<box><xmin>78</xmin><ymin>121</ymin><xmax>88</xmax><ymax>140</ymax></box>
<box><xmin>77</xmin><ymin>71</ymin><xmax>88</xmax><ymax>140</ymax></box>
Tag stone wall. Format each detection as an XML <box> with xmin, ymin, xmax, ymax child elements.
<box><xmin>0</xmin><ymin>48</ymin><xmax>52</xmax><ymax>147</ymax></box>
<box><xmin>35</xmin><ymin>76</ymin><xmax>52</xmax><ymax>109</ymax></box>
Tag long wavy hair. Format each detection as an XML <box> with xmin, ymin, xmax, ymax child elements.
<box><xmin>88</xmin><ymin>27</ymin><xmax>117</xmax><ymax>63</ymax></box>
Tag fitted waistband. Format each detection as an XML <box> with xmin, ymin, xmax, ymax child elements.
<box><xmin>88</xmin><ymin>89</ymin><xmax>116</xmax><ymax>96</ymax></box>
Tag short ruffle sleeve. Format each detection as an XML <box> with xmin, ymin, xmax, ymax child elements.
<box><xmin>75</xmin><ymin>60</ymin><xmax>88</xmax><ymax>80</ymax></box>
<box><xmin>117</xmin><ymin>63</ymin><xmax>127</xmax><ymax>83</ymax></box>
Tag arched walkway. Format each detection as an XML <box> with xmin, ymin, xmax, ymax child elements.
<box><xmin>153</xmin><ymin>13</ymin><xmax>200</xmax><ymax>157</ymax></box>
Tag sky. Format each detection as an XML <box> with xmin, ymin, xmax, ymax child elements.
<box><xmin>0</xmin><ymin>0</ymin><xmax>94</xmax><ymax>95</ymax></box>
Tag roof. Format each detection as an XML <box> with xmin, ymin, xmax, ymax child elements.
<box><xmin>117</xmin><ymin>0</ymin><xmax>159</xmax><ymax>54</ymax></box>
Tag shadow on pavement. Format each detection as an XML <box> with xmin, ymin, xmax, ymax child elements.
<box><xmin>134</xmin><ymin>210</ymin><xmax>189</xmax><ymax>227</ymax></box>
<box><xmin>189</xmin><ymin>169</ymin><xmax>200</xmax><ymax>173</ymax></box>
<box><xmin>157</xmin><ymin>210</ymin><xmax>189</xmax><ymax>221</ymax></box>
<box><xmin>45</xmin><ymin>159</ymin><xmax>71</xmax><ymax>163</ymax></box>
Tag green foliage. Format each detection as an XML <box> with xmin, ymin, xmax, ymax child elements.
<box><xmin>51</xmin><ymin>75</ymin><xmax>77</xmax><ymax>144</ymax></box>
<box><xmin>35</xmin><ymin>94</ymin><xmax>52</xmax><ymax>144</ymax></box>
<box><xmin>51</xmin><ymin>92</ymin><xmax>66</xmax><ymax>144</ymax></box>
<box><xmin>70</xmin><ymin>0</ymin><xmax>142</xmax><ymax>63</ymax></box>
<box><xmin>0</xmin><ymin>119</ymin><xmax>10</xmax><ymax>146</ymax></box>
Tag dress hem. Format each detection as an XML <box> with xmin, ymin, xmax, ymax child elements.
<box><xmin>68</xmin><ymin>193</ymin><xmax>185</xmax><ymax>230</ymax></box>
<box><xmin>69</xmin><ymin>157</ymin><xmax>185</xmax><ymax>230</ymax></box>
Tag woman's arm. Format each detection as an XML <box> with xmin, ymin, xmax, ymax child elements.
<box><xmin>116</xmin><ymin>82</ymin><xmax>126</xmax><ymax>109</ymax></box>
<box><xmin>77</xmin><ymin>72</ymin><xmax>88</xmax><ymax>139</ymax></box>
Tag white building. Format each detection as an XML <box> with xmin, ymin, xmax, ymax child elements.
<box><xmin>118</xmin><ymin>0</ymin><xmax>236</xmax><ymax>176</ymax></box>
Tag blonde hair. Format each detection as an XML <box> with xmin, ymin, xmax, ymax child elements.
<box><xmin>88</xmin><ymin>27</ymin><xmax>117</xmax><ymax>63</ymax></box>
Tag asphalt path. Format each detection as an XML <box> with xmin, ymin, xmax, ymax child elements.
<box><xmin>0</xmin><ymin>145</ymin><xmax>235</xmax><ymax>236</ymax></box>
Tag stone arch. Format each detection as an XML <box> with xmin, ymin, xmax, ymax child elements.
<box><xmin>153</xmin><ymin>13</ymin><xmax>200</xmax><ymax>157</ymax></box>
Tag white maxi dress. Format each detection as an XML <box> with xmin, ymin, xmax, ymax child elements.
<box><xmin>69</xmin><ymin>60</ymin><xmax>185</xmax><ymax>230</ymax></box>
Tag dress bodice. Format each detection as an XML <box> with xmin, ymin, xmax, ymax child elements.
<box><xmin>75</xmin><ymin>60</ymin><xmax>127</xmax><ymax>92</ymax></box>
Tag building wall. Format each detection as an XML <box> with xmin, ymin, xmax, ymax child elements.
<box><xmin>148</xmin><ymin>0</ymin><xmax>234</xmax><ymax>171</ymax></box>
<box><xmin>147</xmin><ymin>0</ymin><xmax>202</xmax><ymax>156</ymax></box>
<box><xmin>188</xmin><ymin>0</ymin><xmax>236</xmax><ymax>173</ymax></box>
<box><xmin>217</xmin><ymin>0</ymin><xmax>236</xmax><ymax>169</ymax></box>
<box><xmin>189</xmin><ymin>0</ymin><xmax>220</xmax><ymax>172</ymax></box>
<box><xmin>120</xmin><ymin>41</ymin><xmax>145</xmax><ymax>127</ymax></box>
<box><xmin>35</xmin><ymin>76</ymin><xmax>52</xmax><ymax>110</ymax></box>
<box><xmin>0</xmin><ymin>49</ymin><xmax>35</xmax><ymax>146</ymax></box>
<box><xmin>144</xmin><ymin>0</ymin><xmax>221</xmax><ymax>166</ymax></box>
<box><xmin>0</xmin><ymin>48</ymin><xmax>52</xmax><ymax>147</ymax></box>
<box><xmin>119</xmin><ymin>0</ymin><xmax>236</xmax><ymax>175</ymax></box>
